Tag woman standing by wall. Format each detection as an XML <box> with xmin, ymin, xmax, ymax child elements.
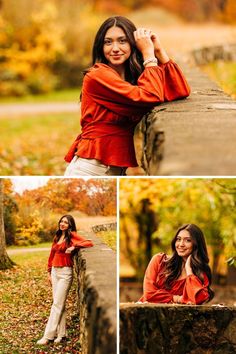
<box><xmin>37</xmin><ymin>214</ymin><xmax>93</xmax><ymax>345</ymax></box>
<box><xmin>64</xmin><ymin>16</ymin><xmax>190</xmax><ymax>176</ymax></box>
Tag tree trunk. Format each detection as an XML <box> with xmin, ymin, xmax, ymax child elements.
<box><xmin>0</xmin><ymin>179</ymin><xmax>14</xmax><ymax>270</ymax></box>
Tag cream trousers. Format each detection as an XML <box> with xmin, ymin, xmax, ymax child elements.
<box><xmin>44</xmin><ymin>267</ymin><xmax>73</xmax><ymax>340</ymax></box>
<box><xmin>64</xmin><ymin>156</ymin><xmax>127</xmax><ymax>176</ymax></box>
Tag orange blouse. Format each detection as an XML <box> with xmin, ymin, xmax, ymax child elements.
<box><xmin>139</xmin><ymin>253</ymin><xmax>210</xmax><ymax>305</ymax></box>
<box><xmin>47</xmin><ymin>231</ymin><xmax>93</xmax><ymax>273</ymax></box>
<box><xmin>64</xmin><ymin>60</ymin><xmax>190</xmax><ymax>167</ymax></box>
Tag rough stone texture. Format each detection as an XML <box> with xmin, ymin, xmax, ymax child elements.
<box><xmin>75</xmin><ymin>230</ymin><xmax>116</xmax><ymax>354</ymax></box>
<box><xmin>120</xmin><ymin>303</ymin><xmax>236</xmax><ymax>354</ymax></box>
<box><xmin>92</xmin><ymin>222</ymin><xmax>117</xmax><ymax>233</ymax></box>
<box><xmin>191</xmin><ymin>44</ymin><xmax>236</xmax><ymax>65</ymax></box>
<box><xmin>141</xmin><ymin>60</ymin><xmax>236</xmax><ymax>175</ymax></box>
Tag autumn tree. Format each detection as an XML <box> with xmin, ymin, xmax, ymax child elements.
<box><xmin>121</xmin><ymin>197</ymin><xmax>158</xmax><ymax>277</ymax></box>
<box><xmin>0</xmin><ymin>179</ymin><xmax>14</xmax><ymax>269</ymax></box>
<box><xmin>3</xmin><ymin>179</ymin><xmax>18</xmax><ymax>245</ymax></box>
<box><xmin>16</xmin><ymin>178</ymin><xmax>117</xmax><ymax>216</ymax></box>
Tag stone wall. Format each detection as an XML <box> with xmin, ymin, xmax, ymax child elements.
<box><xmin>92</xmin><ymin>222</ymin><xmax>117</xmax><ymax>233</ymax></box>
<box><xmin>120</xmin><ymin>303</ymin><xmax>236</xmax><ymax>354</ymax></box>
<box><xmin>191</xmin><ymin>44</ymin><xmax>236</xmax><ymax>65</ymax></box>
<box><xmin>141</xmin><ymin>59</ymin><xmax>236</xmax><ymax>175</ymax></box>
<box><xmin>75</xmin><ymin>230</ymin><xmax>116</xmax><ymax>354</ymax></box>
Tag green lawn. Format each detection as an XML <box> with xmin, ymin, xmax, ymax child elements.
<box><xmin>96</xmin><ymin>230</ymin><xmax>117</xmax><ymax>251</ymax></box>
<box><xmin>7</xmin><ymin>242</ymin><xmax>52</xmax><ymax>249</ymax></box>
<box><xmin>0</xmin><ymin>88</ymin><xmax>81</xmax><ymax>103</ymax></box>
<box><xmin>0</xmin><ymin>251</ymin><xmax>81</xmax><ymax>353</ymax></box>
<box><xmin>0</xmin><ymin>112</ymin><xmax>80</xmax><ymax>175</ymax></box>
<box><xmin>202</xmin><ymin>61</ymin><xmax>236</xmax><ymax>99</ymax></box>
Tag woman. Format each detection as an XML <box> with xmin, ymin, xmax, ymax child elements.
<box><xmin>37</xmin><ymin>215</ymin><xmax>93</xmax><ymax>345</ymax></box>
<box><xmin>139</xmin><ymin>224</ymin><xmax>214</xmax><ymax>305</ymax></box>
<box><xmin>64</xmin><ymin>16</ymin><xmax>190</xmax><ymax>176</ymax></box>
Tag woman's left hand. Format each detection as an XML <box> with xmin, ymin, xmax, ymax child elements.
<box><xmin>150</xmin><ymin>31</ymin><xmax>170</xmax><ymax>64</ymax></box>
<box><xmin>185</xmin><ymin>255</ymin><xmax>193</xmax><ymax>276</ymax></box>
<box><xmin>65</xmin><ymin>246</ymin><xmax>75</xmax><ymax>253</ymax></box>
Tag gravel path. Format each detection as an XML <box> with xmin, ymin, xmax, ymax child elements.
<box><xmin>7</xmin><ymin>247</ymin><xmax>51</xmax><ymax>254</ymax></box>
<box><xmin>0</xmin><ymin>102</ymin><xmax>80</xmax><ymax>117</ymax></box>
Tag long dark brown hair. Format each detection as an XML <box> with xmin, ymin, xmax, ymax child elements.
<box><xmin>54</xmin><ymin>214</ymin><xmax>77</xmax><ymax>246</ymax></box>
<box><xmin>163</xmin><ymin>224</ymin><xmax>214</xmax><ymax>301</ymax></box>
<box><xmin>88</xmin><ymin>16</ymin><xmax>144</xmax><ymax>84</ymax></box>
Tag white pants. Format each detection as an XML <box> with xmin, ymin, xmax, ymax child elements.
<box><xmin>64</xmin><ymin>156</ymin><xmax>127</xmax><ymax>176</ymax></box>
<box><xmin>44</xmin><ymin>267</ymin><xmax>73</xmax><ymax>340</ymax></box>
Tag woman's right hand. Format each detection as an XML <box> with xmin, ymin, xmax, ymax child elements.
<box><xmin>185</xmin><ymin>255</ymin><xmax>193</xmax><ymax>276</ymax></box>
<box><xmin>173</xmin><ymin>295</ymin><xmax>183</xmax><ymax>304</ymax></box>
<box><xmin>48</xmin><ymin>273</ymin><xmax>52</xmax><ymax>285</ymax></box>
<box><xmin>133</xmin><ymin>28</ymin><xmax>155</xmax><ymax>61</ymax></box>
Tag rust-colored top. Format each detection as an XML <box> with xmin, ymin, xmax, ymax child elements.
<box><xmin>47</xmin><ymin>231</ymin><xmax>93</xmax><ymax>273</ymax></box>
<box><xmin>64</xmin><ymin>60</ymin><xmax>190</xmax><ymax>167</ymax></box>
<box><xmin>139</xmin><ymin>253</ymin><xmax>210</xmax><ymax>304</ymax></box>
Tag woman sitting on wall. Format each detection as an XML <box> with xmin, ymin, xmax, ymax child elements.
<box><xmin>139</xmin><ymin>224</ymin><xmax>214</xmax><ymax>305</ymax></box>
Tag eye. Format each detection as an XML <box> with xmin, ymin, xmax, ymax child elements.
<box><xmin>119</xmin><ymin>38</ymin><xmax>127</xmax><ymax>44</ymax></box>
<box><xmin>104</xmin><ymin>39</ymin><xmax>112</xmax><ymax>45</ymax></box>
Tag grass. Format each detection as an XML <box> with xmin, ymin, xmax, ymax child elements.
<box><xmin>0</xmin><ymin>250</ymin><xmax>81</xmax><ymax>353</ymax></box>
<box><xmin>0</xmin><ymin>112</ymin><xmax>80</xmax><ymax>175</ymax></box>
<box><xmin>95</xmin><ymin>230</ymin><xmax>117</xmax><ymax>251</ymax></box>
<box><xmin>202</xmin><ymin>61</ymin><xmax>236</xmax><ymax>99</ymax></box>
<box><xmin>0</xmin><ymin>88</ymin><xmax>81</xmax><ymax>103</ymax></box>
<box><xmin>7</xmin><ymin>242</ymin><xmax>52</xmax><ymax>249</ymax></box>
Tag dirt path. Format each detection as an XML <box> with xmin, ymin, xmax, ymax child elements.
<box><xmin>131</xmin><ymin>21</ymin><xmax>236</xmax><ymax>56</ymax></box>
<box><xmin>7</xmin><ymin>247</ymin><xmax>51</xmax><ymax>254</ymax></box>
<box><xmin>0</xmin><ymin>102</ymin><xmax>80</xmax><ymax>117</ymax></box>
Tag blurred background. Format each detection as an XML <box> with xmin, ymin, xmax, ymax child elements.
<box><xmin>119</xmin><ymin>178</ymin><xmax>236</xmax><ymax>305</ymax></box>
<box><xmin>2</xmin><ymin>177</ymin><xmax>117</xmax><ymax>248</ymax></box>
<box><xmin>0</xmin><ymin>0</ymin><xmax>235</xmax><ymax>175</ymax></box>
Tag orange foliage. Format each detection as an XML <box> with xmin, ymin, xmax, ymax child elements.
<box><xmin>15</xmin><ymin>178</ymin><xmax>117</xmax><ymax>216</ymax></box>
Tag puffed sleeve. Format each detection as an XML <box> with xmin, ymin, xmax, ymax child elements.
<box><xmin>139</xmin><ymin>253</ymin><xmax>173</xmax><ymax>303</ymax></box>
<box><xmin>71</xmin><ymin>231</ymin><xmax>94</xmax><ymax>248</ymax></box>
<box><xmin>47</xmin><ymin>245</ymin><xmax>55</xmax><ymax>273</ymax></box>
<box><xmin>182</xmin><ymin>273</ymin><xmax>210</xmax><ymax>304</ymax></box>
<box><xmin>159</xmin><ymin>60</ymin><xmax>190</xmax><ymax>101</ymax></box>
<box><xmin>83</xmin><ymin>61</ymin><xmax>190</xmax><ymax>117</ymax></box>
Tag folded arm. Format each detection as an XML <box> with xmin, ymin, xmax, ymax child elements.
<box><xmin>84</xmin><ymin>62</ymin><xmax>190</xmax><ymax>117</ymax></box>
<box><xmin>182</xmin><ymin>273</ymin><xmax>210</xmax><ymax>304</ymax></box>
<box><xmin>71</xmin><ymin>232</ymin><xmax>94</xmax><ymax>248</ymax></box>
<box><xmin>139</xmin><ymin>254</ymin><xmax>173</xmax><ymax>303</ymax></box>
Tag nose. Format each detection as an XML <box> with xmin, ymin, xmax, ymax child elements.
<box><xmin>179</xmin><ymin>239</ymin><xmax>185</xmax><ymax>246</ymax></box>
<box><xmin>112</xmin><ymin>41</ymin><xmax>119</xmax><ymax>52</ymax></box>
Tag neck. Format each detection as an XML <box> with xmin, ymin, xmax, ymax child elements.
<box><xmin>109</xmin><ymin>63</ymin><xmax>125</xmax><ymax>80</ymax></box>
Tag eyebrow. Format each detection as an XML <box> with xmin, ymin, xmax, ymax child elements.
<box><xmin>104</xmin><ymin>36</ymin><xmax>127</xmax><ymax>40</ymax></box>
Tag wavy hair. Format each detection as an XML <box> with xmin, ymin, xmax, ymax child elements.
<box><xmin>54</xmin><ymin>214</ymin><xmax>77</xmax><ymax>246</ymax></box>
<box><xmin>163</xmin><ymin>224</ymin><xmax>214</xmax><ymax>301</ymax></box>
<box><xmin>87</xmin><ymin>16</ymin><xmax>144</xmax><ymax>84</ymax></box>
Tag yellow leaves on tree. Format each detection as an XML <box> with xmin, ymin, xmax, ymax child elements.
<box><xmin>0</xmin><ymin>1</ymin><xmax>65</xmax><ymax>96</ymax></box>
<box><xmin>15</xmin><ymin>210</ymin><xmax>43</xmax><ymax>246</ymax></box>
